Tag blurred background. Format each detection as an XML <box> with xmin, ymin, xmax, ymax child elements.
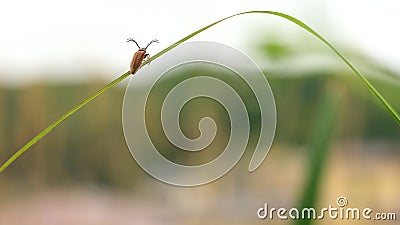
<box><xmin>0</xmin><ymin>0</ymin><xmax>399</xmax><ymax>224</ymax></box>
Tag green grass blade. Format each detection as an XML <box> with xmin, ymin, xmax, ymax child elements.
<box><xmin>263</xmin><ymin>11</ymin><xmax>400</xmax><ymax>123</ymax></box>
<box><xmin>295</xmin><ymin>91</ymin><xmax>338</xmax><ymax>225</ymax></box>
<box><xmin>1</xmin><ymin>10</ymin><xmax>399</xmax><ymax>172</ymax></box>
<box><xmin>146</xmin><ymin>10</ymin><xmax>400</xmax><ymax>124</ymax></box>
<box><xmin>0</xmin><ymin>72</ymin><xmax>130</xmax><ymax>172</ymax></box>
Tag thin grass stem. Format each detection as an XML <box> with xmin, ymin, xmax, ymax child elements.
<box><xmin>1</xmin><ymin>10</ymin><xmax>398</xmax><ymax>172</ymax></box>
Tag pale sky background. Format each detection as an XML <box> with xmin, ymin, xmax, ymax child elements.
<box><xmin>0</xmin><ymin>0</ymin><xmax>399</xmax><ymax>86</ymax></box>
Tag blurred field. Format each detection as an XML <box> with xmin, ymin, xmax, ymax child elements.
<box><xmin>0</xmin><ymin>69</ymin><xmax>399</xmax><ymax>224</ymax></box>
<box><xmin>0</xmin><ymin>141</ymin><xmax>398</xmax><ymax>225</ymax></box>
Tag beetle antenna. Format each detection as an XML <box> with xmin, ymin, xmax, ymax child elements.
<box><xmin>145</xmin><ymin>39</ymin><xmax>159</xmax><ymax>49</ymax></box>
<box><xmin>127</xmin><ymin>38</ymin><xmax>141</xmax><ymax>49</ymax></box>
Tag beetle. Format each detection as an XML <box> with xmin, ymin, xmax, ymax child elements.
<box><xmin>127</xmin><ymin>38</ymin><xmax>159</xmax><ymax>74</ymax></box>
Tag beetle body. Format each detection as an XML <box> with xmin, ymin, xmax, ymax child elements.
<box><xmin>127</xmin><ymin>39</ymin><xmax>158</xmax><ymax>74</ymax></box>
<box><xmin>130</xmin><ymin>49</ymin><xmax>148</xmax><ymax>74</ymax></box>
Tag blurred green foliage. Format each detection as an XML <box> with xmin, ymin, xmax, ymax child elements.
<box><xmin>0</xmin><ymin>70</ymin><xmax>398</xmax><ymax>191</ymax></box>
<box><xmin>0</xmin><ymin>83</ymin><xmax>140</xmax><ymax>189</ymax></box>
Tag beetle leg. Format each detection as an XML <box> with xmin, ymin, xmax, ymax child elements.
<box><xmin>143</xmin><ymin>53</ymin><xmax>152</xmax><ymax>65</ymax></box>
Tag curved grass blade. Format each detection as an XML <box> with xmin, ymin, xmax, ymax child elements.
<box><xmin>0</xmin><ymin>71</ymin><xmax>130</xmax><ymax>172</ymax></box>
<box><xmin>1</xmin><ymin>10</ymin><xmax>399</xmax><ymax>173</ymax></box>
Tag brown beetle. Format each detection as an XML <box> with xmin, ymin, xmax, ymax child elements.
<box><xmin>127</xmin><ymin>38</ymin><xmax>159</xmax><ymax>74</ymax></box>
